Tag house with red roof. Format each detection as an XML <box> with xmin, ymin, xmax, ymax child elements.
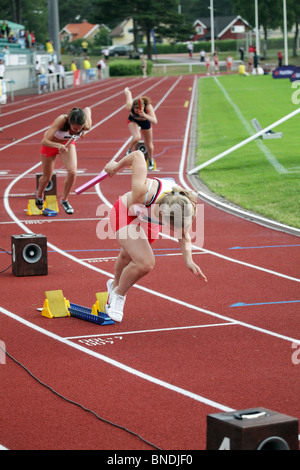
<box><xmin>192</xmin><ymin>15</ymin><xmax>250</xmax><ymax>41</ymax></box>
<box><xmin>59</xmin><ymin>20</ymin><xmax>100</xmax><ymax>42</ymax></box>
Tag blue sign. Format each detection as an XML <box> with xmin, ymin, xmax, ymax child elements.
<box><xmin>272</xmin><ymin>65</ymin><xmax>297</xmax><ymax>79</ymax></box>
<box><xmin>290</xmin><ymin>67</ymin><xmax>300</xmax><ymax>82</ymax></box>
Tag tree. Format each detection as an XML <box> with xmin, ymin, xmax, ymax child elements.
<box><xmin>91</xmin><ymin>0</ymin><xmax>192</xmax><ymax>59</ymax></box>
<box><xmin>231</xmin><ymin>0</ymin><xmax>282</xmax><ymax>58</ymax></box>
<box><xmin>286</xmin><ymin>0</ymin><xmax>300</xmax><ymax>56</ymax></box>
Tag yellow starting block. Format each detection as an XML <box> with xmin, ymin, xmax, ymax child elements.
<box><xmin>27</xmin><ymin>195</ymin><xmax>59</xmax><ymax>216</ymax></box>
<box><xmin>41</xmin><ymin>289</ymin><xmax>114</xmax><ymax>325</ymax></box>
<box><xmin>42</xmin><ymin>290</ymin><xmax>70</xmax><ymax>318</ymax></box>
<box><xmin>91</xmin><ymin>292</ymin><xmax>108</xmax><ymax>316</ymax></box>
<box><xmin>45</xmin><ymin>195</ymin><xmax>59</xmax><ymax>212</ymax></box>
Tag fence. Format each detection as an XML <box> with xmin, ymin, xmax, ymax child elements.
<box><xmin>37</xmin><ymin>66</ymin><xmax>110</xmax><ymax>94</ymax></box>
<box><xmin>152</xmin><ymin>60</ymin><xmax>242</xmax><ymax>75</ymax></box>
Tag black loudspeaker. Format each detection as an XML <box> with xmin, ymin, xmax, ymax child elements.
<box><xmin>36</xmin><ymin>173</ymin><xmax>57</xmax><ymax>196</ymax></box>
<box><xmin>135</xmin><ymin>141</ymin><xmax>148</xmax><ymax>159</ymax></box>
<box><xmin>207</xmin><ymin>408</ymin><xmax>299</xmax><ymax>450</ymax></box>
<box><xmin>11</xmin><ymin>234</ymin><xmax>48</xmax><ymax>276</ymax></box>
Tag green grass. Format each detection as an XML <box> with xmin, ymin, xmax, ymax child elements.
<box><xmin>196</xmin><ymin>73</ymin><xmax>300</xmax><ymax>229</ymax></box>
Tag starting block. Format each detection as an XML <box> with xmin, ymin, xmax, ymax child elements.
<box><xmin>251</xmin><ymin>118</ymin><xmax>283</xmax><ymax>140</ymax></box>
<box><xmin>41</xmin><ymin>289</ymin><xmax>114</xmax><ymax>325</ymax></box>
<box><xmin>42</xmin><ymin>290</ymin><xmax>70</xmax><ymax>318</ymax></box>
<box><xmin>27</xmin><ymin>195</ymin><xmax>59</xmax><ymax>216</ymax></box>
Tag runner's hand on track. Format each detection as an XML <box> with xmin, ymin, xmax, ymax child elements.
<box><xmin>187</xmin><ymin>261</ymin><xmax>207</xmax><ymax>281</ymax></box>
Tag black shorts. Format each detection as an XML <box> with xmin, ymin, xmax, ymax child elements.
<box><xmin>128</xmin><ymin>115</ymin><xmax>151</xmax><ymax>130</ymax></box>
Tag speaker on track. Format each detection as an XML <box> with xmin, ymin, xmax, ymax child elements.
<box><xmin>206</xmin><ymin>408</ymin><xmax>299</xmax><ymax>450</ymax></box>
<box><xmin>36</xmin><ymin>173</ymin><xmax>57</xmax><ymax>196</ymax></box>
<box><xmin>11</xmin><ymin>234</ymin><xmax>48</xmax><ymax>276</ymax></box>
<box><xmin>135</xmin><ymin>141</ymin><xmax>148</xmax><ymax>159</ymax></box>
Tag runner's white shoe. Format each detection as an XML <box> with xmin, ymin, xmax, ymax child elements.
<box><xmin>105</xmin><ymin>287</ymin><xmax>125</xmax><ymax>323</ymax></box>
<box><xmin>107</xmin><ymin>279</ymin><xmax>114</xmax><ymax>296</ymax></box>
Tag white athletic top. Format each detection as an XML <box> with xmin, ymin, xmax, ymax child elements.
<box><xmin>134</xmin><ymin>177</ymin><xmax>176</xmax><ymax>224</ymax></box>
<box><xmin>54</xmin><ymin>129</ymin><xmax>82</xmax><ymax>141</ymax></box>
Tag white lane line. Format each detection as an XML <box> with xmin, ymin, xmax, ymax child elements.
<box><xmin>65</xmin><ymin>322</ymin><xmax>238</xmax><ymax>340</ymax></box>
<box><xmin>0</xmin><ymin>305</ymin><xmax>234</xmax><ymax>413</ymax></box>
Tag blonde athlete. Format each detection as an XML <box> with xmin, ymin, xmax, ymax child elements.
<box><xmin>104</xmin><ymin>150</ymin><xmax>207</xmax><ymax>322</ymax></box>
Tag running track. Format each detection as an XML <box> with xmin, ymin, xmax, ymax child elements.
<box><xmin>0</xmin><ymin>75</ymin><xmax>299</xmax><ymax>451</ymax></box>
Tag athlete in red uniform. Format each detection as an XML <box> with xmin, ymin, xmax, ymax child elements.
<box><xmin>36</xmin><ymin>107</ymin><xmax>92</xmax><ymax>214</ymax></box>
<box><xmin>103</xmin><ymin>150</ymin><xmax>207</xmax><ymax>322</ymax></box>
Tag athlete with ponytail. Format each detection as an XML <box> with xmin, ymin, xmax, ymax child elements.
<box><xmin>36</xmin><ymin>107</ymin><xmax>92</xmax><ymax>214</ymax></box>
<box><xmin>103</xmin><ymin>150</ymin><xmax>207</xmax><ymax>323</ymax></box>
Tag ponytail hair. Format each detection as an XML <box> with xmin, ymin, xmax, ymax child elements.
<box><xmin>158</xmin><ymin>186</ymin><xmax>197</xmax><ymax>230</ymax></box>
<box><xmin>67</xmin><ymin>107</ymin><xmax>86</xmax><ymax>127</ymax></box>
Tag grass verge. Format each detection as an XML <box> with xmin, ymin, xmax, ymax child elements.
<box><xmin>196</xmin><ymin>73</ymin><xmax>300</xmax><ymax>229</ymax></box>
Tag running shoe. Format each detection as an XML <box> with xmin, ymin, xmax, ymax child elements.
<box><xmin>105</xmin><ymin>287</ymin><xmax>125</xmax><ymax>323</ymax></box>
<box><xmin>35</xmin><ymin>191</ymin><xmax>44</xmax><ymax>210</ymax></box>
<box><xmin>107</xmin><ymin>278</ymin><xmax>114</xmax><ymax>296</ymax></box>
<box><xmin>148</xmin><ymin>159</ymin><xmax>155</xmax><ymax>171</ymax></box>
<box><xmin>61</xmin><ymin>199</ymin><xmax>74</xmax><ymax>214</ymax></box>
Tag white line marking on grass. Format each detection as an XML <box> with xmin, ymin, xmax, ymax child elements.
<box><xmin>213</xmin><ymin>76</ymin><xmax>288</xmax><ymax>174</ymax></box>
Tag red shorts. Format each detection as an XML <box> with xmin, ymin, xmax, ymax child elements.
<box><xmin>110</xmin><ymin>197</ymin><xmax>161</xmax><ymax>244</ymax></box>
<box><xmin>40</xmin><ymin>141</ymin><xmax>75</xmax><ymax>158</ymax></box>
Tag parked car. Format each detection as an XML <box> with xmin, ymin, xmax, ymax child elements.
<box><xmin>105</xmin><ymin>45</ymin><xmax>144</xmax><ymax>58</ymax></box>
<box><xmin>107</xmin><ymin>45</ymin><xmax>131</xmax><ymax>56</ymax></box>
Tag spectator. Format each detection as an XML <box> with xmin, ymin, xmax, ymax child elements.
<box><xmin>141</xmin><ymin>55</ymin><xmax>147</xmax><ymax>78</ymax></box>
<box><xmin>57</xmin><ymin>61</ymin><xmax>65</xmax><ymax>87</ymax></box>
<box><xmin>81</xmin><ymin>40</ymin><xmax>88</xmax><ymax>54</ymax></box>
<box><xmin>102</xmin><ymin>47</ymin><xmax>109</xmax><ymax>61</ymax></box>
<box><xmin>35</xmin><ymin>60</ymin><xmax>41</xmax><ymax>77</ymax></box>
<box><xmin>48</xmin><ymin>61</ymin><xmax>55</xmax><ymax>73</ymax></box>
<box><xmin>187</xmin><ymin>42</ymin><xmax>193</xmax><ymax>58</ymax></box>
<box><xmin>205</xmin><ymin>53</ymin><xmax>210</xmax><ymax>75</ymax></box>
<box><xmin>278</xmin><ymin>51</ymin><xmax>283</xmax><ymax>67</ymax></box>
<box><xmin>83</xmin><ymin>57</ymin><xmax>91</xmax><ymax>70</ymax></box>
<box><xmin>239</xmin><ymin>45</ymin><xmax>244</xmax><ymax>61</ymax></box>
<box><xmin>83</xmin><ymin>56</ymin><xmax>91</xmax><ymax>82</ymax></box>
<box><xmin>70</xmin><ymin>60</ymin><xmax>77</xmax><ymax>71</ymax></box>
<box><xmin>46</xmin><ymin>39</ymin><xmax>54</xmax><ymax>54</ymax></box>
<box><xmin>1</xmin><ymin>21</ymin><xmax>7</xmax><ymax>38</ymax></box>
<box><xmin>0</xmin><ymin>59</ymin><xmax>5</xmax><ymax>79</ymax></box>
<box><xmin>226</xmin><ymin>54</ymin><xmax>233</xmax><ymax>73</ymax></box>
<box><xmin>200</xmin><ymin>49</ymin><xmax>205</xmax><ymax>62</ymax></box>
<box><xmin>25</xmin><ymin>31</ymin><xmax>32</xmax><ymax>49</ymax></box>
<box><xmin>30</xmin><ymin>31</ymin><xmax>36</xmax><ymax>48</ymax></box>
<box><xmin>247</xmin><ymin>53</ymin><xmax>253</xmax><ymax>74</ymax></box>
<box><xmin>253</xmin><ymin>51</ymin><xmax>259</xmax><ymax>75</ymax></box>
<box><xmin>96</xmin><ymin>58</ymin><xmax>106</xmax><ymax>79</ymax></box>
<box><xmin>213</xmin><ymin>52</ymin><xmax>219</xmax><ymax>74</ymax></box>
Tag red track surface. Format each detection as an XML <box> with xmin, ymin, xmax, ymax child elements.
<box><xmin>0</xmin><ymin>75</ymin><xmax>299</xmax><ymax>451</ymax></box>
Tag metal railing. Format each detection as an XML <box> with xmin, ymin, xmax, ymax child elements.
<box><xmin>37</xmin><ymin>67</ymin><xmax>110</xmax><ymax>94</ymax></box>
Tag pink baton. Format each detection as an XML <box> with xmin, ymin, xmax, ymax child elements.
<box><xmin>74</xmin><ymin>170</ymin><xmax>108</xmax><ymax>195</ymax></box>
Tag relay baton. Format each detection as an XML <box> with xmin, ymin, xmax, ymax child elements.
<box><xmin>138</xmin><ymin>98</ymin><xmax>142</xmax><ymax>112</ymax></box>
<box><xmin>65</xmin><ymin>136</ymin><xmax>76</xmax><ymax>147</ymax></box>
<box><xmin>74</xmin><ymin>170</ymin><xmax>108</xmax><ymax>195</ymax></box>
